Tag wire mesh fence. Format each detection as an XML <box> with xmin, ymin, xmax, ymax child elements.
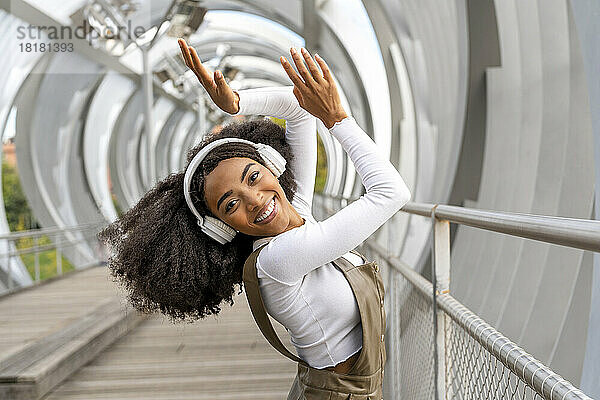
<box><xmin>315</xmin><ymin>193</ymin><xmax>593</xmax><ymax>400</ymax></box>
<box><xmin>445</xmin><ymin>316</ymin><xmax>544</xmax><ymax>400</ymax></box>
<box><xmin>439</xmin><ymin>295</ymin><xmax>592</xmax><ymax>400</ymax></box>
<box><xmin>360</xmin><ymin>239</ymin><xmax>592</xmax><ymax>400</ymax></box>
<box><xmin>397</xmin><ymin>279</ymin><xmax>437</xmax><ymax>399</ymax></box>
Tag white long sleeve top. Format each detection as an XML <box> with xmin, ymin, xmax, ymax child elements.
<box><xmin>235</xmin><ymin>86</ymin><xmax>411</xmax><ymax>369</ymax></box>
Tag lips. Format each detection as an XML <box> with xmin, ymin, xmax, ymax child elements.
<box><xmin>255</xmin><ymin>195</ymin><xmax>276</xmax><ymax>223</ymax></box>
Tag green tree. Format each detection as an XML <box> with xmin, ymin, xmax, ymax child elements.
<box><xmin>2</xmin><ymin>158</ymin><xmax>73</xmax><ymax>280</ymax></box>
<box><xmin>2</xmin><ymin>159</ymin><xmax>35</xmax><ymax>231</ymax></box>
<box><xmin>314</xmin><ymin>133</ymin><xmax>327</xmax><ymax>193</ymax></box>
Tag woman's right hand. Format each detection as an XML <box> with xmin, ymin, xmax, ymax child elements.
<box><xmin>178</xmin><ymin>38</ymin><xmax>240</xmax><ymax>114</ymax></box>
<box><xmin>280</xmin><ymin>47</ymin><xmax>348</xmax><ymax>129</ymax></box>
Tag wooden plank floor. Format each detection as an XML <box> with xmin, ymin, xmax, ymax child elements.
<box><xmin>0</xmin><ymin>266</ymin><xmax>125</xmax><ymax>363</ymax></box>
<box><xmin>42</xmin><ymin>291</ymin><xmax>298</xmax><ymax>399</ymax></box>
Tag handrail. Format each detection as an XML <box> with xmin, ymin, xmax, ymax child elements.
<box><xmin>315</xmin><ymin>191</ymin><xmax>595</xmax><ymax>399</ymax></box>
<box><xmin>0</xmin><ymin>230</ymin><xmax>100</xmax><ymax>258</ymax></box>
<box><xmin>0</xmin><ymin>222</ymin><xmax>106</xmax><ymax>291</ymax></box>
<box><xmin>314</xmin><ymin>193</ymin><xmax>600</xmax><ymax>253</ymax></box>
<box><xmin>364</xmin><ymin>239</ymin><xmax>592</xmax><ymax>400</ymax></box>
<box><xmin>0</xmin><ymin>222</ymin><xmax>104</xmax><ymax>240</ymax></box>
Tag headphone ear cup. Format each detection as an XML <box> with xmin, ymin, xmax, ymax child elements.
<box><xmin>256</xmin><ymin>144</ymin><xmax>286</xmax><ymax>177</ymax></box>
<box><xmin>202</xmin><ymin>216</ymin><xmax>237</xmax><ymax>244</ymax></box>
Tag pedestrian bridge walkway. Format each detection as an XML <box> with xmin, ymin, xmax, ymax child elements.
<box><xmin>0</xmin><ymin>199</ymin><xmax>599</xmax><ymax>399</ymax></box>
<box><xmin>1</xmin><ymin>197</ymin><xmax>598</xmax><ymax>400</ymax></box>
<box><xmin>0</xmin><ymin>265</ymin><xmax>297</xmax><ymax>399</ymax></box>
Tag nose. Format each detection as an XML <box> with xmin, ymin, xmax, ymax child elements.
<box><xmin>245</xmin><ymin>189</ymin><xmax>264</xmax><ymax>212</ymax></box>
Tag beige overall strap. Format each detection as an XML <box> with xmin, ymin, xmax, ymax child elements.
<box><xmin>242</xmin><ymin>244</ymin><xmax>307</xmax><ymax>365</ymax></box>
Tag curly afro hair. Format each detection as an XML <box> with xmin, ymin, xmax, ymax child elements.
<box><xmin>97</xmin><ymin>118</ymin><xmax>298</xmax><ymax>323</ymax></box>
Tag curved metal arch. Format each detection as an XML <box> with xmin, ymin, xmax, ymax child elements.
<box><xmin>83</xmin><ymin>71</ymin><xmax>137</xmax><ymax>222</ymax></box>
<box><xmin>155</xmin><ymin>107</ymin><xmax>185</xmax><ymax>179</ymax></box>
<box><xmin>168</xmin><ymin>112</ymin><xmax>197</xmax><ymax>172</ymax></box>
<box><xmin>0</xmin><ymin>11</ymin><xmax>51</xmax><ymax>286</ymax></box>
<box><xmin>145</xmin><ymin>97</ymin><xmax>176</xmax><ymax>185</ymax></box>
<box><xmin>187</xmin><ymin>1</ymin><xmax>302</xmax><ymax>34</ymax></box>
<box><xmin>13</xmin><ymin>52</ymin><xmax>106</xmax><ymax>268</ymax></box>
<box><xmin>178</xmin><ymin>118</ymin><xmax>203</xmax><ymax>170</ymax></box>
<box><xmin>108</xmin><ymin>89</ymin><xmax>146</xmax><ymax>211</ymax></box>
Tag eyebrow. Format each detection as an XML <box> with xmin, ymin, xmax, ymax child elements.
<box><xmin>216</xmin><ymin>162</ymin><xmax>257</xmax><ymax>212</ymax></box>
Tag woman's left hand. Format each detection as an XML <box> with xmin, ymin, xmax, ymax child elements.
<box><xmin>178</xmin><ymin>38</ymin><xmax>240</xmax><ymax>114</ymax></box>
<box><xmin>279</xmin><ymin>47</ymin><xmax>347</xmax><ymax>128</ymax></box>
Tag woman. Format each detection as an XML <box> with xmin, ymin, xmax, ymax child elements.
<box><xmin>98</xmin><ymin>38</ymin><xmax>410</xmax><ymax>399</ymax></box>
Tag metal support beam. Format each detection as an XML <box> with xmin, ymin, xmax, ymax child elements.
<box><xmin>141</xmin><ymin>46</ymin><xmax>155</xmax><ymax>186</ymax></box>
<box><xmin>302</xmin><ymin>0</ymin><xmax>322</xmax><ymax>52</ymax></box>
<box><xmin>0</xmin><ymin>0</ymin><xmax>193</xmax><ymax>112</ymax></box>
<box><xmin>431</xmin><ymin>205</ymin><xmax>450</xmax><ymax>400</ymax></box>
<box><xmin>433</xmin><ymin>209</ymin><xmax>451</xmax><ymax>400</ymax></box>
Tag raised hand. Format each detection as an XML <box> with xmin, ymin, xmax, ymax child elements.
<box><xmin>178</xmin><ymin>38</ymin><xmax>240</xmax><ymax>114</ymax></box>
<box><xmin>280</xmin><ymin>47</ymin><xmax>348</xmax><ymax>129</ymax></box>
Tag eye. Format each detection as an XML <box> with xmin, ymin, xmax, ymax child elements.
<box><xmin>225</xmin><ymin>171</ymin><xmax>259</xmax><ymax>213</ymax></box>
<box><xmin>225</xmin><ymin>199</ymin><xmax>236</xmax><ymax>212</ymax></box>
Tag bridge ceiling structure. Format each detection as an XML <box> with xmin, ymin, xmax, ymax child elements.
<box><xmin>0</xmin><ymin>0</ymin><xmax>597</xmax><ymax>393</ymax></box>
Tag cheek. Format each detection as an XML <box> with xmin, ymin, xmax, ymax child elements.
<box><xmin>227</xmin><ymin>209</ymin><xmax>253</xmax><ymax>228</ymax></box>
<box><xmin>232</xmin><ymin>213</ymin><xmax>248</xmax><ymax>225</ymax></box>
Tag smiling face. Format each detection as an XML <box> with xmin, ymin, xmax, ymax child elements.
<box><xmin>203</xmin><ymin>157</ymin><xmax>303</xmax><ymax>237</ymax></box>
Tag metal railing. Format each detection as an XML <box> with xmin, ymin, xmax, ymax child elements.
<box><xmin>315</xmin><ymin>193</ymin><xmax>597</xmax><ymax>400</ymax></box>
<box><xmin>1</xmin><ymin>222</ymin><xmax>106</xmax><ymax>294</ymax></box>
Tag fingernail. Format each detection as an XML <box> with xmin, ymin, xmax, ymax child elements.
<box><xmin>215</xmin><ymin>70</ymin><xmax>222</xmax><ymax>78</ymax></box>
<box><xmin>301</xmin><ymin>47</ymin><xmax>307</xmax><ymax>54</ymax></box>
<box><xmin>290</xmin><ymin>47</ymin><xmax>296</xmax><ymax>55</ymax></box>
<box><xmin>280</xmin><ymin>56</ymin><xmax>287</xmax><ymax>63</ymax></box>
<box><xmin>315</xmin><ymin>53</ymin><xmax>320</xmax><ymax>60</ymax></box>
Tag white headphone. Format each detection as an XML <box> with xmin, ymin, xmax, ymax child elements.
<box><xmin>183</xmin><ymin>137</ymin><xmax>287</xmax><ymax>244</ymax></box>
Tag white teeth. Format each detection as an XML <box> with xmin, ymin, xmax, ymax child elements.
<box><xmin>256</xmin><ymin>198</ymin><xmax>275</xmax><ymax>222</ymax></box>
